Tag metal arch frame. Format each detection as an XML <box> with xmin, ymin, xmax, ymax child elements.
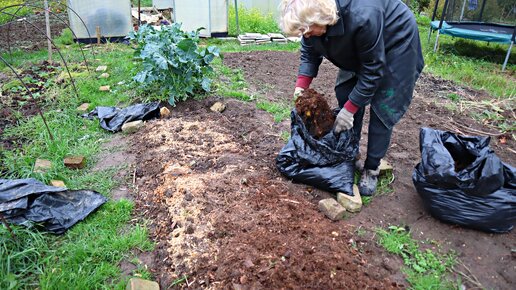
<box><xmin>0</xmin><ymin>9</ymin><xmax>80</xmax><ymax>100</ymax></box>
<box><xmin>0</xmin><ymin>54</ymin><xmax>54</xmax><ymax>140</ymax></box>
<box><xmin>0</xmin><ymin>2</ymin><xmax>92</xmax><ymax>72</ymax></box>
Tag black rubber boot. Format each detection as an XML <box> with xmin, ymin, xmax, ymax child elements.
<box><xmin>358</xmin><ymin>168</ymin><xmax>380</xmax><ymax>196</ymax></box>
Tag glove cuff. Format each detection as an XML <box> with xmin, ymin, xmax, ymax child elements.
<box><xmin>344</xmin><ymin>100</ymin><xmax>359</xmax><ymax>114</ymax></box>
<box><xmin>295</xmin><ymin>75</ymin><xmax>313</xmax><ymax>89</ymax></box>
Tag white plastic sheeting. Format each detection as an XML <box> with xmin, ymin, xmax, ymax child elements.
<box><xmin>173</xmin><ymin>0</ymin><xmax>228</xmax><ymax>37</ymax></box>
<box><xmin>153</xmin><ymin>0</ymin><xmax>173</xmax><ymax>9</ymax></box>
<box><xmin>67</xmin><ymin>0</ymin><xmax>132</xmax><ymax>39</ymax></box>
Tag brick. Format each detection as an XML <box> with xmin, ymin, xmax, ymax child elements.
<box><xmin>95</xmin><ymin>65</ymin><xmax>107</xmax><ymax>72</ymax></box>
<box><xmin>64</xmin><ymin>156</ymin><xmax>86</xmax><ymax>169</ymax></box>
<box><xmin>77</xmin><ymin>103</ymin><xmax>90</xmax><ymax>112</ymax></box>
<box><xmin>126</xmin><ymin>277</ymin><xmax>159</xmax><ymax>290</ymax></box>
<box><xmin>337</xmin><ymin>185</ymin><xmax>362</xmax><ymax>213</ymax></box>
<box><xmin>160</xmin><ymin>107</ymin><xmax>171</xmax><ymax>118</ymax></box>
<box><xmin>210</xmin><ymin>102</ymin><xmax>226</xmax><ymax>113</ymax></box>
<box><xmin>99</xmin><ymin>85</ymin><xmax>110</xmax><ymax>92</ymax></box>
<box><xmin>379</xmin><ymin>159</ymin><xmax>393</xmax><ymax>175</ymax></box>
<box><xmin>318</xmin><ymin>198</ymin><xmax>346</xmax><ymax>221</ymax></box>
<box><xmin>34</xmin><ymin>159</ymin><xmax>52</xmax><ymax>173</ymax></box>
<box><xmin>50</xmin><ymin>180</ymin><xmax>66</xmax><ymax>187</ymax></box>
<box><xmin>122</xmin><ymin>120</ymin><xmax>144</xmax><ymax>134</ymax></box>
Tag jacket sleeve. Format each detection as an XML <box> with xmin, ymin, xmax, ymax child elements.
<box><xmin>348</xmin><ymin>7</ymin><xmax>386</xmax><ymax>107</ymax></box>
<box><xmin>299</xmin><ymin>37</ymin><xmax>323</xmax><ymax>78</ymax></box>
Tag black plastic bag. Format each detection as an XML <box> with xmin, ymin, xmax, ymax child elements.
<box><xmin>276</xmin><ymin>110</ymin><xmax>358</xmax><ymax>195</ymax></box>
<box><xmin>413</xmin><ymin>128</ymin><xmax>516</xmax><ymax>233</ymax></box>
<box><xmin>0</xmin><ymin>178</ymin><xmax>108</xmax><ymax>234</ymax></box>
<box><xmin>83</xmin><ymin>102</ymin><xmax>160</xmax><ymax>132</ymax></box>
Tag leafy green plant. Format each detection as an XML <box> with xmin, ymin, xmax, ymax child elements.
<box><xmin>129</xmin><ymin>24</ymin><xmax>220</xmax><ymax>105</ymax></box>
<box><xmin>377</xmin><ymin>225</ymin><xmax>456</xmax><ymax>289</ymax></box>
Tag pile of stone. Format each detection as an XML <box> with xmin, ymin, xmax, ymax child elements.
<box><xmin>237</xmin><ymin>32</ymin><xmax>288</xmax><ymax>45</ymax></box>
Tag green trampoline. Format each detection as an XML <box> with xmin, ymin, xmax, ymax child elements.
<box><xmin>429</xmin><ymin>0</ymin><xmax>515</xmax><ymax>71</ymax></box>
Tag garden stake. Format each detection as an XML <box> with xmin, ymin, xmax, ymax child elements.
<box><xmin>44</xmin><ymin>0</ymin><xmax>53</xmax><ymax>62</ymax></box>
<box><xmin>0</xmin><ymin>55</ymin><xmax>54</xmax><ymax>141</ymax></box>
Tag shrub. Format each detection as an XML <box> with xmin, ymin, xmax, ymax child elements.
<box><xmin>228</xmin><ymin>5</ymin><xmax>280</xmax><ymax>35</ymax></box>
<box><xmin>129</xmin><ymin>24</ymin><xmax>220</xmax><ymax>105</ymax></box>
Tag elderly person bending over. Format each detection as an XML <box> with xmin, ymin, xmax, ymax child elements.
<box><xmin>280</xmin><ymin>0</ymin><xmax>424</xmax><ymax>196</ymax></box>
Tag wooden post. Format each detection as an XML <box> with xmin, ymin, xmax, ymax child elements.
<box><xmin>44</xmin><ymin>0</ymin><xmax>52</xmax><ymax>62</ymax></box>
<box><xmin>96</xmin><ymin>26</ymin><xmax>101</xmax><ymax>44</ymax></box>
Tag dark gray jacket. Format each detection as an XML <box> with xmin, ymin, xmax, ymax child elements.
<box><xmin>300</xmin><ymin>0</ymin><xmax>424</xmax><ymax>128</ymax></box>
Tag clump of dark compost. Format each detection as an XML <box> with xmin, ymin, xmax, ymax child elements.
<box><xmin>295</xmin><ymin>88</ymin><xmax>335</xmax><ymax>139</ymax></box>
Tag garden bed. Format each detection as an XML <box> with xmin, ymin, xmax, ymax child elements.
<box><xmin>128</xmin><ymin>51</ymin><xmax>515</xmax><ymax>288</ymax></box>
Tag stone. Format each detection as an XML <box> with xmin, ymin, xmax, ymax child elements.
<box><xmin>50</xmin><ymin>180</ymin><xmax>66</xmax><ymax>187</ymax></box>
<box><xmin>99</xmin><ymin>85</ymin><xmax>110</xmax><ymax>92</ymax></box>
<box><xmin>379</xmin><ymin>159</ymin><xmax>393</xmax><ymax>174</ymax></box>
<box><xmin>77</xmin><ymin>103</ymin><xmax>90</xmax><ymax>112</ymax></box>
<box><xmin>318</xmin><ymin>198</ymin><xmax>346</xmax><ymax>221</ymax></box>
<box><xmin>64</xmin><ymin>156</ymin><xmax>86</xmax><ymax>169</ymax></box>
<box><xmin>95</xmin><ymin>65</ymin><xmax>107</xmax><ymax>72</ymax></box>
<box><xmin>126</xmin><ymin>277</ymin><xmax>159</xmax><ymax>290</ymax></box>
<box><xmin>210</xmin><ymin>102</ymin><xmax>226</xmax><ymax>113</ymax></box>
<box><xmin>99</xmin><ymin>73</ymin><xmax>110</xmax><ymax>78</ymax></box>
<box><xmin>122</xmin><ymin>120</ymin><xmax>144</xmax><ymax>134</ymax></box>
<box><xmin>337</xmin><ymin>185</ymin><xmax>362</xmax><ymax>213</ymax></box>
<box><xmin>160</xmin><ymin>107</ymin><xmax>171</xmax><ymax>118</ymax></box>
<box><xmin>34</xmin><ymin>159</ymin><xmax>52</xmax><ymax>173</ymax></box>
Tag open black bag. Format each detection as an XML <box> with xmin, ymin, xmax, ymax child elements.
<box><xmin>412</xmin><ymin>128</ymin><xmax>516</xmax><ymax>233</ymax></box>
<box><xmin>0</xmin><ymin>178</ymin><xmax>108</xmax><ymax>234</ymax></box>
<box><xmin>83</xmin><ymin>102</ymin><xmax>160</xmax><ymax>132</ymax></box>
<box><xmin>276</xmin><ymin>110</ymin><xmax>358</xmax><ymax>195</ymax></box>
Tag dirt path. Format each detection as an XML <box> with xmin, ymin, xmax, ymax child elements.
<box><xmin>128</xmin><ymin>51</ymin><xmax>514</xmax><ymax>289</ymax></box>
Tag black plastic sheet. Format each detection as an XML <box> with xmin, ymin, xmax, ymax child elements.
<box><xmin>0</xmin><ymin>178</ymin><xmax>108</xmax><ymax>234</ymax></box>
<box><xmin>276</xmin><ymin>110</ymin><xmax>358</xmax><ymax>195</ymax></box>
<box><xmin>83</xmin><ymin>102</ymin><xmax>160</xmax><ymax>132</ymax></box>
<box><xmin>413</xmin><ymin>128</ymin><xmax>516</xmax><ymax>233</ymax></box>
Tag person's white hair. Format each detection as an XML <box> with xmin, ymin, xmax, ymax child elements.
<box><xmin>279</xmin><ymin>0</ymin><xmax>339</xmax><ymax>36</ymax></box>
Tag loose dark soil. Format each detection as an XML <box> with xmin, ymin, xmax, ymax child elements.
<box><xmin>295</xmin><ymin>88</ymin><xmax>335</xmax><ymax>139</ymax></box>
<box><xmin>0</xmin><ymin>61</ymin><xmax>61</xmax><ymax>174</ymax></box>
<box><xmin>129</xmin><ymin>51</ymin><xmax>515</xmax><ymax>289</ymax></box>
<box><xmin>0</xmin><ymin>12</ymin><xmax>68</xmax><ymax>52</ymax></box>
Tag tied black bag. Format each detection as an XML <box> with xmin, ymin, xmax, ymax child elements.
<box><xmin>413</xmin><ymin>128</ymin><xmax>516</xmax><ymax>233</ymax></box>
<box><xmin>276</xmin><ymin>110</ymin><xmax>358</xmax><ymax>195</ymax></box>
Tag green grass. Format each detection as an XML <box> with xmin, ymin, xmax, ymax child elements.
<box><xmin>0</xmin><ymin>0</ymin><xmax>31</xmax><ymax>25</ymax></box>
<box><xmin>0</xmin><ymin>44</ymin><xmax>154</xmax><ymax>289</ymax></box>
<box><xmin>256</xmin><ymin>101</ymin><xmax>290</xmax><ymax>122</ymax></box>
<box><xmin>228</xmin><ymin>4</ymin><xmax>281</xmax><ymax>36</ymax></box>
<box><xmin>377</xmin><ymin>225</ymin><xmax>456</xmax><ymax>289</ymax></box>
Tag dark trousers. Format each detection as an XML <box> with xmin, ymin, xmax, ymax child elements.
<box><xmin>335</xmin><ymin>71</ymin><xmax>393</xmax><ymax>170</ymax></box>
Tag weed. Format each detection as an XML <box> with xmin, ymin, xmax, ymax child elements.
<box><xmin>55</xmin><ymin>28</ymin><xmax>74</xmax><ymax>46</ymax></box>
<box><xmin>446</xmin><ymin>93</ymin><xmax>460</xmax><ymax>103</ymax></box>
<box><xmin>280</xmin><ymin>131</ymin><xmax>290</xmax><ymax>142</ymax></box>
<box><xmin>256</xmin><ymin>101</ymin><xmax>290</xmax><ymax>122</ymax></box>
<box><xmin>377</xmin><ymin>225</ymin><xmax>456</xmax><ymax>289</ymax></box>
<box><xmin>170</xmin><ymin>275</ymin><xmax>188</xmax><ymax>287</ymax></box>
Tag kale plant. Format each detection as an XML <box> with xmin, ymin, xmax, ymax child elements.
<box><xmin>129</xmin><ymin>24</ymin><xmax>220</xmax><ymax>105</ymax></box>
